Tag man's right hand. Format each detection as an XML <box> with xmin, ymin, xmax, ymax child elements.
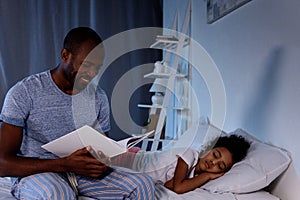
<box><xmin>62</xmin><ymin>147</ymin><xmax>108</xmax><ymax>179</ymax></box>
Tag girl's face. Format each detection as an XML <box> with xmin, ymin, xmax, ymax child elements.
<box><xmin>196</xmin><ymin>147</ymin><xmax>233</xmax><ymax>174</ymax></box>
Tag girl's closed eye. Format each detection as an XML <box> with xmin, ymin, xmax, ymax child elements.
<box><xmin>218</xmin><ymin>162</ymin><xmax>226</xmax><ymax>171</ymax></box>
<box><xmin>213</xmin><ymin>150</ymin><xmax>221</xmax><ymax>158</ymax></box>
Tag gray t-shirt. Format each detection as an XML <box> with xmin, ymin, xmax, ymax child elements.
<box><xmin>0</xmin><ymin>70</ymin><xmax>110</xmax><ymax>159</ymax></box>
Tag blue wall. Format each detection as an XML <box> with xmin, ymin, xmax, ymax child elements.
<box><xmin>164</xmin><ymin>0</ymin><xmax>300</xmax><ymax>176</ymax></box>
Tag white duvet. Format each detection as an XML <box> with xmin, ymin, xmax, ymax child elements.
<box><xmin>0</xmin><ymin>177</ymin><xmax>279</xmax><ymax>200</ymax></box>
<box><xmin>155</xmin><ymin>184</ymin><xmax>236</xmax><ymax>200</ymax></box>
<box><xmin>0</xmin><ymin>121</ymin><xmax>279</xmax><ymax>200</ymax></box>
<box><xmin>155</xmin><ymin>184</ymin><xmax>279</xmax><ymax>200</ymax></box>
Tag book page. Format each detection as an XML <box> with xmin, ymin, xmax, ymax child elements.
<box><xmin>77</xmin><ymin>126</ymin><xmax>125</xmax><ymax>157</ymax></box>
<box><xmin>117</xmin><ymin>130</ymin><xmax>155</xmax><ymax>150</ymax></box>
<box><xmin>42</xmin><ymin>125</ymin><xmax>126</xmax><ymax>158</ymax></box>
<box><xmin>42</xmin><ymin>126</ymin><xmax>154</xmax><ymax>159</ymax></box>
<box><xmin>41</xmin><ymin>129</ymin><xmax>84</xmax><ymax>157</ymax></box>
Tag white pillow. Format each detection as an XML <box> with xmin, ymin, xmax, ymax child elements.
<box><xmin>201</xmin><ymin>129</ymin><xmax>291</xmax><ymax>194</ymax></box>
<box><xmin>235</xmin><ymin>190</ymin><xmax>280</xmax><ymax>200</ymax></box>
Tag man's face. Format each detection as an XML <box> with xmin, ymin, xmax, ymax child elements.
<box><xmin>63</xmin><ymin>40</ymin><xmax>104</xmax><ymax>93</ymax></box>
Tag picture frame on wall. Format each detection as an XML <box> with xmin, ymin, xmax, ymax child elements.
<box><xmin>207</xmin><ymin>0</ymin><xmax>252</xmax><ymax>24</ymax></box>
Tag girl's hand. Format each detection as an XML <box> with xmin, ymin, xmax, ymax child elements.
<box><xmin>164</xmin><ymin>178</ymin><xmax>174</xmax><ymax>190</ymax></box>
<box><xmin>207</xmin><ymin>172</ymin><xmax>225</xmax><ymax>180</ymax></box>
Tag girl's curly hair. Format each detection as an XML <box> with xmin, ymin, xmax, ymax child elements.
<box><xmin>214</xmin><ymin>135</ymin><xmax>251</xmax><ymax>164</ymax></box>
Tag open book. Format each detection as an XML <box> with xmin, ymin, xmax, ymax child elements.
<box><xmin>42</xmin><ymin>125</ymin><xmax>154</xmax><ymax>158</ymax></box>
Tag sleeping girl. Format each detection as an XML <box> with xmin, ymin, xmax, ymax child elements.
<box><xmin>99</xmin><ymin>134</ymin><xmax>250</xmax><ymax>194</ymax></box>
<box><xmin>162</xmin><ymin>135</ymin><xmax>250</xmax><ymax>194</ymax></box>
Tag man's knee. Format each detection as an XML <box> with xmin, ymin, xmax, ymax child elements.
<box><xmin>128</xmin><ymin>173</ymin><xmax>155</xmax><ymax>199</ymax></box>
<box><xmin>12</xmin><ymin>173</ymin><xmax>76</xmax><ymax>200</ymax></box>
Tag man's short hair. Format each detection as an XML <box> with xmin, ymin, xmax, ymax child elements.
<box><xmin>63</xmin><ymin>27</ymin><xmax>102</xmax><ymax>55</ymax></box>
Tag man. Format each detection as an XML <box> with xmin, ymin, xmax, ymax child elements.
<box><xmin>0</xmin><ymin>27</ymin><xmax>154</xmax><ymax>199</ymax></box>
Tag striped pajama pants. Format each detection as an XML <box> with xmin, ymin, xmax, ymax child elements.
<box><xmin>10</xmin><ymin>170</ymin><xmax>154</xmax><ymax>200</ymax></box>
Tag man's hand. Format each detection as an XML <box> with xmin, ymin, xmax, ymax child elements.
<box><xmin>86</xmin><ymin>146</ymin><xmax>111</xmax><ymax>166</ymax></box>
<box><xmin>62</xmin><ymin>147</ymin><xmax>108</xmax><ymax>179</ymax></box>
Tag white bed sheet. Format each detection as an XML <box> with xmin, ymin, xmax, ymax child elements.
<box><xmin>0</xmin><ymin>120</ymin><xmax>281</xmax><ymax>200</ymax></box>
<box><xmin>235</xmin><ymin>190</ymin><xmax>280</xmax><ymax>200</ymax></box>
<box><xmin>0</xmin><ymin>177</ymin><xmax>280</xmax><ymax>200</ymax></box>
<box><xmin>154</xmin><ymin>184</ymin><xmax>236</xmax><ymax>200</ymax></box>
<box><xmin>155</xmin><ymin>184</ymin><xmax>280</xmax><ymax>200</ymax></box>
<box><xmin>0</xmin><ymin>178</ymin><xmax>15</xmax><ymax>200</ymax></box>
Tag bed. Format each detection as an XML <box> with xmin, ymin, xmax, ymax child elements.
<box><xmin>0</xmin><ymin>121</ymin><xmax>295</xmax><ymax>200</ymax></box>
<box><xmin>146</xmin><ymin>122</ymin><xmax>292</xmax><ymax>200</ymax></box>
<box><xmin>0</xmin><ymin>178</ymin><xmax>282</xmax><ymax>200</ymax></box>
